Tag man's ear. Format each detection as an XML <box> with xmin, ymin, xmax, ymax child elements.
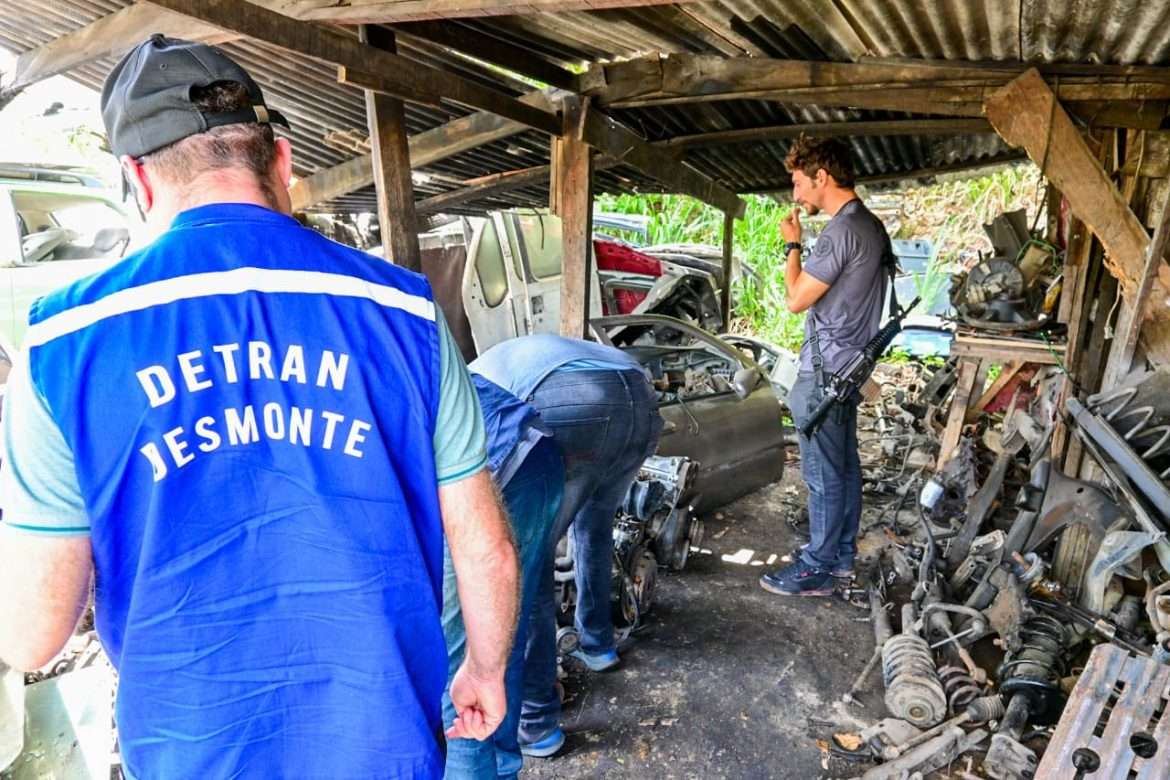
<box><xmin>274</xmin><ymin>137</ymin><xmax>293</xmax><ymax>188</ymax></box>
<box><xmin>120</xmin><ymin>155</ymin><xmax>153</xmax><ymax>215</ymax></box>
<box><xmin>271</xmin><ymin>137</ymin><xmax>295</xmax><ymax>215</ymax></box>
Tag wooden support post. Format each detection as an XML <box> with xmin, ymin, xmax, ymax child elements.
<box><xmin>1051</xmin><ymin>216</ymin><xmax>1096</xmax><ymax>470</ymax></box>
<box><xmin>548</xmin><ymin>138</ymin><xmax>562</xmax><ymax>214</ymax></box>
<box><xmin>938</xmin><ymin>357</ymin><xmax>982</xmax><ymax>468</ymax></box>
<box><xmin>1101</xmin><ymin>178</ymin><xmax>1170</xmax><ymax>388</ymax></box>
<box><xmin>555</xmin><ymin>97</ymin><xmax>594</xmax><ymax>339</ymax></box>
<box><xmin>721</xmin><ymin>211</ymin><xmax>735</xmax><ymax>331</ymax></box>
<box><xmin>1045</xmin><ymin>183</ymin><xmax>1063</xmax><ymax>246</ymax></box>
<box><xmin>360</xmin><ymin>26</ymin><xmax>420</xmax><ymax>270</ymax></box>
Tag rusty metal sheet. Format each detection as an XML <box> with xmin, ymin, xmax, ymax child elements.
<box><xmin>2</xmin><ymin>665</ymin><xmax>113</xmax><ymax>780</ymax></box>
<box><xmin>1036</xmin><ymin>643</ymin><xmax>1170</xmax><ymax>777</ymax></box>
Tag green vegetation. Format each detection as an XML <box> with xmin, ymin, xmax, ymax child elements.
<box><xmin>595</xmin><ymin>163</ymin><xmax>1044</xmax><ymax>356</ymax></box>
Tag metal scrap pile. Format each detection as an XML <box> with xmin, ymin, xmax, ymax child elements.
<box><xmin>949</xmin><ymin>210</ymin><xmax>1062</xmax><ymax>335</ymax></box>
<box><xmin>833</xmin><ymin>364</ymin><xmax>1170</xmax><ymax>778</ymax></box>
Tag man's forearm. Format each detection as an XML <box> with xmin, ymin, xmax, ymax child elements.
<box><xmin>785</xmin><ymin>248</ymin><xmax>802</xmax><ymax>308</ymax></box>
<box><xmin>440</xmin><ymin>470</ymin><xmax>520</xmax><ymax>678</ymax></box>
<box><xmin>0</xmin><ymin>528</ymin><xmax>92</xmax><ymax>671</ymax></box>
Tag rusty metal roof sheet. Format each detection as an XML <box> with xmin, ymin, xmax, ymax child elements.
<box><xmin>3</xmin><ymin>2</ymin><xmax>1156</xmax><ymax>213</ymax></box>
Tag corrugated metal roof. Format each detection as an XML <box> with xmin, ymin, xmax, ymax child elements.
<box><xmin>2</xmin><ymin>2</ymin><xmax>1159</xmax><ymax>214</ymax></box>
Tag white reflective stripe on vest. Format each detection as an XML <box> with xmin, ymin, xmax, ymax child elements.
<box><xmin>25</xmin><ymin>266</ymin><xmax>437</xmax><ymax>348</ymax></box>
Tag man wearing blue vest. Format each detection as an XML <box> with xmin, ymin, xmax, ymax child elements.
<box><xmin>472</xmin><ymin>335</ymin><xmax>663</xmax><ymax>758</ymax></box>
<box><xmin>443</xmin><ymin>375</ymin><xmax>563</xmax><ymax>780</ymax></box>
<box><xmin>0</xmin><ymin>37</ymin><xmax>519</xmax><ymax>779</ymax></box>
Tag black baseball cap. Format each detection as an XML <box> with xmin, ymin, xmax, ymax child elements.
<box><xmin>101</xmin><ymin>34</ymin><xmax>290</xmax><ymax>159</ymax></box>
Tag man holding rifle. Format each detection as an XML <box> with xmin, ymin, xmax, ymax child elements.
<box><xmin>760</xmin><ymin>136</ymin><xmax>897</xmax><ymax>598</ymax></box>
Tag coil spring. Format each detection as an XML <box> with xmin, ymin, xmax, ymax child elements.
<box><xmin>1088</xmin><ymin>386</ymin><xmax>1170</xmax><ymax>480</ymax></box>
<box><xmin>882</xmin><ymin>632</ymin><xmax>948</xmax><ymax>727</ymax></box>
<box><xmin>938</xmin><ymin>665</ymin><xmax>981</xmax><ymax>714</ymax></box>
<box><xmin>999</xmin><ymin>613</ymin><xmax>1066</xmax><ymax>688</ymax></box>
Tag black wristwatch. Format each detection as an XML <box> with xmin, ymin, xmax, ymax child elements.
<box><xmin>784</xmin><ymin>241</ymin><xmax>803</xmax><ymax>256</ymax></box>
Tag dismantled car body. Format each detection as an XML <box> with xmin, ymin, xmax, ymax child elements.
<box><xmin>418</xmin><ymin>209</ymin><xmax>727</xmax><ymax>362</ymax></box>
<box><xmin>418</xmin><ymin>211</ymin><xmax>790</xmax><ymax>625</ymax></box>
<box><xmin>0</xmin><ymin>165</ymin><xmax>140</xmax><ymax>345</ymax></box>
<box><xmin>553</xmin><ymin>315</ymin><xmax>786</xmax><ymax>640</ymax></box>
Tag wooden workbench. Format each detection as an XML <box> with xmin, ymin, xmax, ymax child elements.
<box><xmin>937</xmin><ymin>334</ymin><xmax>1067</xmax><ymax>466</ymax></box>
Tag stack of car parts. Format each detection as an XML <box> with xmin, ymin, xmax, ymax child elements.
<box><xmin>949</xmin><ymin>210</ymin><xmax>1060</xmax><ymax>334</ymax></box>
<box><xmin>838</xmin><ymin>367</ymin><xmax>1170</xmax><ymax>778</ymax></box>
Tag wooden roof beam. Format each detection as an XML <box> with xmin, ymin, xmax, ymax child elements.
<box><xmin>290</xmin><ymin>91</ymin><xmax>552</xmax><ymax>210</ymax></box>
<box><xmin>583</xmin><ymin>55</ymin><xmax>1170</xmax><ymax>124</ymax></box>
<box><xmin>0</xmin><ymin>3</ymin><xmax>237</xmax><ymax>99</ymax></box>
<box><xmin>579</xmin><ymin>102</ymin><xmax>746</xmax><ymax>217</ymax></box>
<box><xmin>393</xmin><ymin>20</ymin><xmax>580</xmax><ymax>92</ymax></box>
<box><xmin>248</xmin><ymin>0</ymin><xmax>696</xmax><ymax>24</ymax></box>
<box><xmin>656</xmin><ymin>118</ymin><xmax>993</xmax><ymax>150</ymax></box>
<box><xmin>739</xmin><ymin>155</ymin><xmax>1027</xmax><ymax>194</ymax></box>
<box><xmin>416</xmin><ymin>165</ymin><xmax>553</xmax><ymax>215</ymax></box>
<box><xmin>145</xmin><ymin>0</ymin><xmax>561</xmax><ymax>135</ymax></box>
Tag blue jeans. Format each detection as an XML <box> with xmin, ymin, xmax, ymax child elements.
<box><xmin>442</xmin><ymin>436</ymin><xmax>564</xmax><ymax>780</ymax></box>
<box><xmin>519</xmin><ymin>368</ymin><xmax>663</xmax><ymax>744</ymax></box>
<box><xmin>788</xmin><ymin>373</ymin><xmax>861</xmax><ymax>572</ymax></box>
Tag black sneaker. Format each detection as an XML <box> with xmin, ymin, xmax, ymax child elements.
<box><xmin>759</xmin><ymin>560</ymin><xmax>834</xmax><ymax>597</ymax></box>
<box><xmin>780</xmin><ymin>545</ymin><xmax>854</xmax><ymax>580</ymax></box>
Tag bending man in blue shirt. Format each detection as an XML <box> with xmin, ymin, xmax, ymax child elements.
<box><xmin>0</xmin><ymin>38</ymin><xmax>518</xmax><ymax>780</ymax></box>
<box><xmin>442</xmin><ymin>376</ymin><xmax>564</xmax><ymax>780</ymax></box>
<box><xmin>473</xmin><ymin>335</ymin><xmax>664</xmax><ymax>758</ymax></box>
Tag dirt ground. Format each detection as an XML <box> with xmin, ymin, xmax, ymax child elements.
<box><xmin>523</xmin><ymin>470</ymin><xmax>897</xmax><ymax>780</ymax></box>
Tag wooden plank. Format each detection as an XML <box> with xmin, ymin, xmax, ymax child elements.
<box><xmin>1102</xmin><ymin>170</ymin><xmax>1170</xmax><ymax>388</ymax></box>
<box><xmin>580</xmin><ymin>107</ymin><xmax>746</xmax><ymax>217</ymax></box>
<box><xmin>984</xmin><ymin>68</ymin><xmax>1170</xmax><ymax>365</ymax></box>
<box><xmin>338</xmin><ymin>64</ymin><xmax>559</xmax><ymax>135</ymax></box>
<box><xmin>416</xmin><ymin>165</ymin><xmax>549</xmax><ymax>214</ymax></box>
<box><xmin>146</xmin><ymin>0</ymin><xmax>562</xmax><ymax>135</ymax></box>
<box><xmin>1051</xmin><ymin>216</ymin><xmax>1095</xmax><ymax>468</ymax></box>
<box><xmin>252</xmin><ymin>0</ymin><xmax>694</xmax><ymax>23</ymax></box>
<box><xmin>361</xmin><ymin>26</ymin><xmax>420</xmax><ymax>270</ymax></box>
<box><xmin>963</xmin><ymin>359</ymin><xmax>992</xmax><ymax>421</ymax></box>
<box><xmin>949</xmin><ymin>338</ymin><xmax>1063</xmax><ymax>365</ymax></box>
<box><xmin>656</xmin><ymin>118</ymin><xmax>992</xmax><ymax>150</ymax></box>
<box><xmin>745</xmin><ymin>157</ymin><xmax>1027</xmax><ymax>194</ymax></box>
<box><xmin>583</xmin><ymin>54</ymin><xmax>1170</xmax><ymax>115</ymax></box>
<box><xmin>1120</xmin><ymin>131</ymin><xmax>1170</xmax><ymax>177</ymax></box>
<box><xmin>556</xmin><ymin>96</ymin><xmax>594</xmax><ymax>339</ymax></box>
<box><xmin>0</xmin><ymin>4</ymin><xmax>235</xmax><ymax>97</ymax></box>
<box><xmin>393</xmin><ymin>20</ymin><xmax>578</xmax><ymax>91</ymax></box>
<box><xmin>288</xmin><ymin>91</ymin><xmax>552</xmax><ymax>211</ymax></box>
<box><xmin>721</xmin><ymin>211</ymin><xmax>734</xmax><ymax>330</ymax></box>
<box><xmin>938</xmin><ymin>358</ymin><xmax>982</xmax><ymax>468</ymax></box>
<box><xmin>971</xmin><ymin>361</ymin><xmax>1025</xmax><ymax>415</ymax></box>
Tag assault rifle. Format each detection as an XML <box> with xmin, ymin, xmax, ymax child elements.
<box><xmin>798</xmin><ymin>296</ymin><xmax>921</xmax><ymax>438</ymax></box>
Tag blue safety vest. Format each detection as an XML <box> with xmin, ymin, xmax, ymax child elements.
<box><xmin>25</xmin><ymin>204</ymin><xmax>446</xmax><ymax>779</ymax></box>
